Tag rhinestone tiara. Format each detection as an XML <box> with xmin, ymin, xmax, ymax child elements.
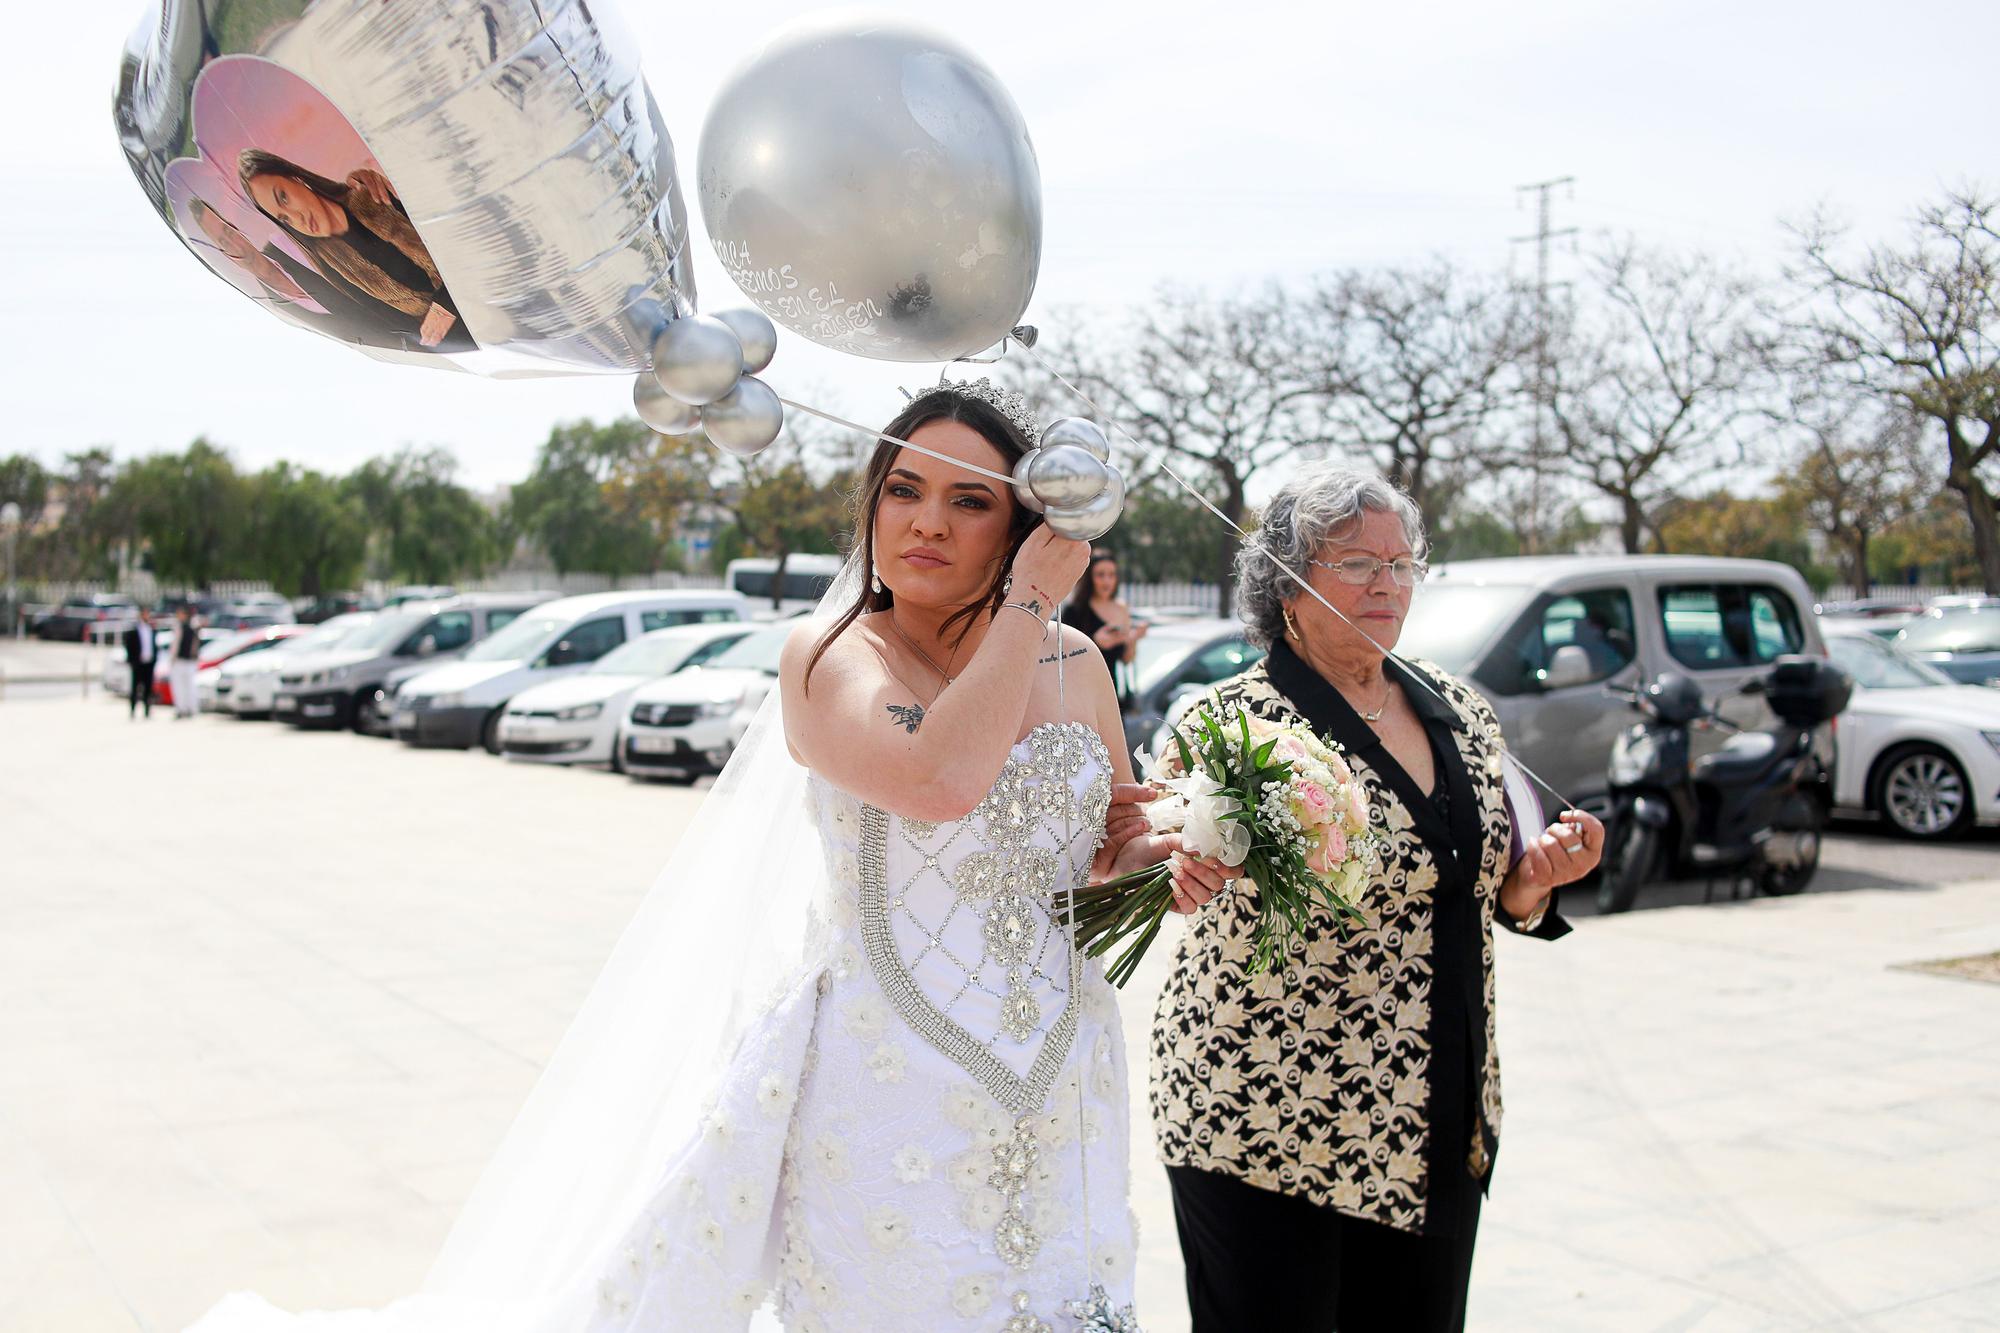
<box><xmin>917</xmin><ymin>377</ymin><xmax>1041</xmax><ymax>444</ymax></box>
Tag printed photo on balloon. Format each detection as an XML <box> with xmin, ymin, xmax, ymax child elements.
<box><xmin>162</xmin><ymin>53</ymin><xmax>473</xmax><ymax>355</ymax></box>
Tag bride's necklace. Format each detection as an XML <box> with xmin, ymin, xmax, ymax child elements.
<box><xmin>887</xmin><ymin>612</ymin><xmax>962</xmax><ymax>687</ymax></box>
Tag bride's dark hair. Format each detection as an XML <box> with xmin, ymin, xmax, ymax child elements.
<box><xmin>806</xmin><ymin>389</ymin><xmax>1041</xmax><ymax>690</ymax></box>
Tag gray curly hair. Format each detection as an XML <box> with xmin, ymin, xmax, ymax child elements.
<box><xmin>1235</xmin><ymin>464</ymin><xmax>1428</xmax><ymax>648</ymax></box>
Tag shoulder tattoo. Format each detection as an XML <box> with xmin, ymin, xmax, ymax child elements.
<box><xmin>885</xmin><ymin>702</ymin><xmax>925</xmax><ymax>733</ymax></box>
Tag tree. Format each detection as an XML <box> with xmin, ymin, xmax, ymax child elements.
<box><xmin>0</xmin><ymin>455</ymin><xmax>50</xmax><ymax>526</ymax></box>
<box><xmin>1009</xmin><ymin>290</ymin><xmax>1323</xmax><ymax>616</ymax></box>
<box><xmin>111</xmin><ymin>437</ymin><xmax>249</xmax><ymax>590</ymax></box>
<box><xmin>1776</xmin><ymin>401</ymin><xmax>1934</xmax><ymax>592</ymax></box>
<box><xmin>1655</xmin><ymin>490</ymin><xmax>1813</xmax><ymax>569</ymax></box>
<box><xmin>715</xmin><ymin>422</ymin><xmax>852</xmax><ymax>608</ymax></box>
<box><xmin>345</xmin><ymin>447</ymin><xmax>497</xmax><ymax>584</ymax></box>
<box><xmin>1111</xmin><ymin>477</ymin><xmax>1240</xmax><ymax>584</ymax></box>
<box><xmin>1548</xmin><ymin>241</ymin><xmax>1762</xmax><ymax>552</ymax></box>
<box><xmin>504</xmin><ymin>418</ymin><xmax>664</xmax><ymax>576</ymax></box>
<box><xmin>1790</xmin><ymin>189</ymin><xmax>2000</xmax><ymax>591</ymax></box>
<box><xmin>1296</xmin><ymin>261</ymin><xmax>1529</xmax><ymax>511</ymax></box>
<box><xmin>245</xmin><ymin>463</ymin><xmax>368</xmax><ymax>597</ymax></box>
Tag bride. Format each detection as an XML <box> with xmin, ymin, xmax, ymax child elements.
<box><xmin>190</xmin><ymin>380</ymin><xmax>1227</xmax><ymax>1333</ymax></box>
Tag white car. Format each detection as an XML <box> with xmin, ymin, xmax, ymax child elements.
<box><xmin>394</xmin><ymin>590</ymin><xmax>749</xmax><ymax>752</ymax></box>
<box><xmin>1823</xmin><ymin>631</ymin><xmax>2000</xmax><ymax>837</ymax></box>
<box><xmin>617</xmin><ymin>624</ymin><xmax>790</xmax><ymax>781</ymax></box>
<box><xmin>497</xmin><ymin>622</ymin><xmax>755</xmax><ymax>766</ymax></box>
<box><xmin>215</xmin><ymin>613</ymin><xmax>374</xmax><ymax>716</ymax></box>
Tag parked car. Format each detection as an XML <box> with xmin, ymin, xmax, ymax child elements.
<box><xmin>725</xmin><ymin>554</ymin><xmax>844</xmax><ymax>617</ymax></box>
<box><xmin>216</xmin><ymin>613</ymin><xmax>375</xmax><ymax>716</ymax></box>
<box><xmin>1926</xmin><ymin>594</ymin><xmax>2000</xmax><ymax>612</ymax></box>
<box><xmin>35</xmin><ymin>593</ymin><xmax>137</xmax><ymax>641</ymax></box>
<box><xmin>194</xmin><ymin>625</ymin><xmax>314</xmax><ymax>711</ymax></box>
<box><xmin>1813</xmin><ymin>613</ymin><xmax>1908</xmax><ymax>642</ymax></box>
<box><xmin>1892</xmin><ymin>606</ymin><xmax>2000</xmax><ymax>687</ymax></box>
<box><xmin>394</xmin><ymin>590</ymin><xmax>750</xmax><ymax>751</ymax></box>
<box><xmin>272</xmin><ymin>592</ymin><xmax>558</xmax><ymax>730</ymax></box>
<box><xmin>296</xmin><ymin>592</ymin><xmax>376</xmax><ymax>623</ymax></box>
<box><xmin>380</xmin><ymin>584</ymin><xmax>457</xmax><ymax>609</ymax></box>
<box><xmin>1822</xmin><ymin>630</ymin><xmax>2000</xmax><ymax>837</ymax></box>
<box><xmin>1125</xmin><ymin>618</ymin><xmax>1266</xmax><ymax>756</ymax></box>
<box><xmin>497</xmin><ymin>622</ymin><xmax>755</xmax><ymax>767</ymax></box>
<box><xmin>616</xmin><ymin>623</ymin><xmax>790</xmax><ymax>780</ymax></box>
<box><xmin>1400</xmin><ymin>556</ymin><xmax>1830</xmax><ymax>814</ymax></box>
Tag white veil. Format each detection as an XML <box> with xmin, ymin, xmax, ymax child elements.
<box><xmin>420</xmin><ymin>555</ymin><xmax>864</xmax><ymax>1323</ymax></box>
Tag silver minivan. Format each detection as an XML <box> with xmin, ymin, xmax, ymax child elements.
<box><xmin>1400</xmin><ymin>555</ymin><xmax>1829</xmax><ymax>812</ymax></box>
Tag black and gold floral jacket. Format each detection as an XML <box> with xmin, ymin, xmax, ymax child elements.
<box><xmin>1149</xmin><ymin>641</ymin><xmax>1569</xmax><ymax>1236</ymax></box>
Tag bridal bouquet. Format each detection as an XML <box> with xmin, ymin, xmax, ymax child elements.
<box><xmin>1061</xmin><ymin>707</ymin><xmax>1376</xmax><ymax>986</ymax></box>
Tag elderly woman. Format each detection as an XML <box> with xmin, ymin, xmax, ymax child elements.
<box><xmin>1151</xmin><ymin>464</ymin><xmax>1603</xmax><ymax>1332</ymax></box>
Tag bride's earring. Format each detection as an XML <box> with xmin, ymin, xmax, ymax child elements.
<box><xmin>1283</xmin><ymin>605</ymin><xmax>1301</xmax><ymax>642</ymax></box>
<box><xmin>871</xmin><ymin>569</ymin><xmax>883</xmax><ymax>596</ymax></box>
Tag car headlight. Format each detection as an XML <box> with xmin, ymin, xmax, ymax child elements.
<box><xmin>700</xmin><ymin>698</ymin><xmax>736</xmax><ymax>718</ymax></box>
<box><xmin>328</xmin><ymin>665</ymin><xmax>350</xmax><ymax>684</ymax></box>
<box><xmin>1983</xmin><ymin>730</ymin><xmax>2000</xmax><ymax>758</ymax></box>
<box><xmin>558</xmin><ymin>702</ymin><xmax>603</xmax><ymax>722</ymax></box>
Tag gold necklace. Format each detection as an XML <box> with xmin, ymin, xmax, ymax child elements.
<box><xmin>887</xmin><ymin>612</ymin><xmax>962</xmax><ymax>687</ymax></box>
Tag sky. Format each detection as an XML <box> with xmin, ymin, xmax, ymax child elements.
<box><xmin>3</xmin><ymin>0</ymin><xmax>1994</xmax><ymax>491</ymax></box>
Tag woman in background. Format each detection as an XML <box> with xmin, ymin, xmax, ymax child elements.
<box><xmin>1062</xmin><ymin>548</ymin><xmax>1146</xmax><ymax>706</ymax></box>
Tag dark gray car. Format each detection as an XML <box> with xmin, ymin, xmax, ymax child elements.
<box><xmin>1894</xmin><ymin>607</ymin><xmax>2000</xmax><ymax>687</ymax></box>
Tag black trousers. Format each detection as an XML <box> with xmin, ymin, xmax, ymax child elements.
<box><xmin>129</xmin><ymin>661</ymin><xmax>155</xmax><ymax>717</ymax></box>
<box><xmin>1167</xmin><ymin>1165</ymin><xmax>1483</xmax><ymax>1333</ymax></box>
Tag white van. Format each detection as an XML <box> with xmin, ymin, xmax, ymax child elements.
<box><xmin>390</xmin><ymin>589</ymin><xmax>748</xmax><ymax>751</ymax></box>
<box><xmin>725</xmin><ymin>553</ymin><xmax>843</xmax><ymax>617</ymax></box>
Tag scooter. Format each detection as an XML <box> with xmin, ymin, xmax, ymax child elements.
<box><xmin>1596</xmin><ymin>655</ymin><xmax>1851</xmax><ymax>914</ymax></box>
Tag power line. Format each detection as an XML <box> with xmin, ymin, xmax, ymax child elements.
<box><xmin>1513</xmin><ymin>176</ymin><xmax>1577</xmax><ymax>552</ymax></box>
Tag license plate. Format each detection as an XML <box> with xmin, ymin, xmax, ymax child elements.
<box><xmin>504</xmin><ymin>716</ymin><xmax>547</xmax><ymax>732</ymax></box>
<box><xmin>629</xmin><ymin>734</ymin><xmax>684</xmax><ymax>755</ymax></box>
<box><xmin>392</xmin><ymin>711</ymin><xmax>415</xmax><ymax>731</ymax></box>
<box><xmin>274</xmin><ymin>696</ymin><xmax>297</xmax><ymax>712</ymax></box>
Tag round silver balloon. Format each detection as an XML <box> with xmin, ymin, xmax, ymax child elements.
<box><xmin>712</xmin><ymin>307</ymin><xmax>778</xmax><ymax>375</ymax></box>
<box><xmin>698</xmin><ymin>16</ymin><xmax>1042</xmax><ymax>363</ymax></box>
<box><xmin>114</xmin><ymin>0</ymin><xmax>699</xmax><ymax>375</ymax></box>
<box><xmin>1025</xmin><ymin>444</ymin><xmax>1111</xmax><ymax>511</ymax></box>
<box><xmin>1010</xmin><ymin>448</ymin><xmax>1046</xmax><ymax>514</ymax></box>
<box><xmin>1043</xmin><ymin>469</ymin><xmax>1126</xmax><ymax>543</ymax></box>
<box><xmin>633</xmin><ymin>373</ymin><xmax>701</xmax><ymax>435</ymax></box>
<box><xmin>701</xmin><ymin>376</ymin><xmax>785</xmax><ymax>456</ymax></box>
<box><xmin>1040</xmin><ymin>416</ymin><xmax>1111</xmax><ymax>463</ymax></box>
<box><xmin>653</xmin><ymin>315</ymin><xmax>745</xmax><ymax>406</ymax></box>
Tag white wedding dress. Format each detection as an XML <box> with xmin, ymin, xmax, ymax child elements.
<box><xmin>195</xmin><ymin>719</ymin><xmax>1138</xmax><ymax>1333</ymax></box>
<box><xmin>582</xmin><ymin>719</ymin><xmax>1137</xmax><ymax>1331</ymax></box>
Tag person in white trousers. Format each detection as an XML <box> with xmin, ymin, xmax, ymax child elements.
<box><xmin>170</xmin><ymin>604</ymin><xmax>202</xmax><ymax>718</ymax></box>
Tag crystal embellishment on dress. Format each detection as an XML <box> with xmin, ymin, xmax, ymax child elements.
<box><xmin>1003</xmin><ymin>1289</ymin><xmax>1055</xmax><ymax>1333</ymax></box>
<box><xmin>988</xmin><ymin>1115</ymin><xmax>1043</xmax><ymax>1267</ymax></box>
<box><xmin>1064</xmin><ymin>1283</ymin><xmax>1143</xmax><ymax>1332</ymax></box>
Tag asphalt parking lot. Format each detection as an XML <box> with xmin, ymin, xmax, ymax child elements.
<box><xmin>4</xmin><ymin>690</ymin><xmax>1998</xmax><ymax>1331</ymax></box>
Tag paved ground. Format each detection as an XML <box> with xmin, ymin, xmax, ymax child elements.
<box><xmin>4</xmin><ymin>695</ymin><xmax>1998</xmax><ymax>1331</ymax></box>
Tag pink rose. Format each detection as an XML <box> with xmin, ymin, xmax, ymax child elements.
<box><xmin>1306</xmin><ymin>826</ymin><xmax>1348</xmax><ymax>877</ymax></box>
<box><xmin>1295</xmin><ymin>780</ymin><xmax>1332</xmax><ymax>820</ymax></box>
<box><xmin>1346</xmin><ymin>784</ymin><xmax>1370</xmax><ymax>829</ymax></box>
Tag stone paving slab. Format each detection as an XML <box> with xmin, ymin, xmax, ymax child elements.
<box><xmin>3</xmin><ymin>696</ymin><xmax>1998</xmax><ymax>1332</ymax></box>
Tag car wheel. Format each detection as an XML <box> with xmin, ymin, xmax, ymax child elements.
<box><xmin>350</xmin><ymin>689</ymin><xmax>377</xmax><ymax>733</ymax></box>
<box><xmin>481</xmin><ymin>709</ymin><xmax>505</xmax><ymax>755</ymax></box>
<box><xmin>1596</xmin><ymin>817</ymin><xmax>1656</xmax><ymax>914</ymax></box>
<box><xmin>611</xmin><ymin>742</ymin><xmax>627</xmax><ymax>775</ymax></box>
<box><xmin>1759</xmin><ymin>795</ymin><xmax>1824</xmax><ymax>896</ymax></box>
<box><xmin>1873</xmin><ymin>744</ymin><xmax>1973</xmax><ymax>839</ymax></box>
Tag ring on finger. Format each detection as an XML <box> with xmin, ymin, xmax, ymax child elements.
<box><xmin>1562</xmin><ymin>841</ymin><xmax>1583</xmax><ymax>853</ymax></box>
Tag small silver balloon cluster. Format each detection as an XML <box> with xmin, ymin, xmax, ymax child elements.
<box><xmin>1015</xmin><ymin>416</ymin><xmax>1126</xmax><ymax>542</ymax></box>
<box><xmin>1063</xmin><ymin>1283</ymin><xmax>1142</xmax><ymax>1333</ymax></box>
<box><xmin>631</xmin><ymin>308</ymin><xmax>785</xmax><ymax>457</ymax></box>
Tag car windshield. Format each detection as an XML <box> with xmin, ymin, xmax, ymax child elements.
<box><xmin>590</xmin><ymin>633</ymin><xmax>711</xmax><ymax>676</ymax></box>
<box><xmin>704</xmin><ymin>626</ymin><xmax>790</xmax><ymax>673</ymax></box>
<box><xmin>1897</xmin><ymin>609</ymin><xmax>2000</xmax><ymax>653</ymax></box>
<box><xmin>1395</xmin><ymin>583</ymin><xmax>1537</xmax><ymax>673</ymax></box>
<box><xmin>333</xmin><ymin>609</ymin><xmax>431</xmax><ymax>653</ymax></box>
<box><xmin>1828</xmin><ymin>635</ymin><xmax>1954</xmax><ymax>688</ymax></box>
<box><xmin>466</xmin><ymin>613</ymin><xmax>565</xmax><ymax>662</ymax></box>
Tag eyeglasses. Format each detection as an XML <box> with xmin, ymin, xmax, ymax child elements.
<box><xmin>1308</xmin><ymin>555</ymin><xmax>1428</xmax><ymax>587</ymax></box>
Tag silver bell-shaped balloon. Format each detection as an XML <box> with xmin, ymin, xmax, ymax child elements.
<box><xmin>1024</xmin><ymin>444</ymin><xmax>1112</xmax><ymax>511</ymax></box>
<box><xmin>1040</xmin><ymin>416</ymin><xmax>1111</xmax><ymax>463</ymax></box>
<box><xmin>633</xmin><ymin>373</ymin><xmax>702</xmax><ymax>435</ymax></box>
<box><xmin>1010</xmin><ymin>448</ymin><xmax>1046</xmax><ymax>514</ymax></box>
<box><xmin>712</xmin><ymin>307</ymin><xmax>779</xmax><ymax>375</ymax></box>
<box><xmin>653</xmin><ymin>315</ymin><xmax>747</xmax><ymax>406</ymax></box>
<box><xmin>701</xmin><ymin>376</ymin><xmax>785</xmax><ymax>456</ymax></box>
<box><xmin>1043</xmin><ymin>468</ymin><xmax>1126</xmax><ymax>543</ymax></box>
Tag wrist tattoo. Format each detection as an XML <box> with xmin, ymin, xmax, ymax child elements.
<box><xmin>885</xmin><ymin>702</ymin><xmax>925</xmax><ymax>733</ymax></box>
<box><xmin>1037</xmin><ymin>647</ymin><xmax>1090</xmax><ymax>665</ymax></box>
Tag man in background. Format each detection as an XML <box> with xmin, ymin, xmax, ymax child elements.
<box><xmin>170</xmin><ymin>605</ymin><xmax>202</xmax><ymax>719</ymax></box>
<box><xmin>122</xmin><ymin>608</ymin><xmax>158</xmax><ymax>719</ymax></box>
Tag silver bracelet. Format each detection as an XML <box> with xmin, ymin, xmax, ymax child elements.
<box><xmin>999</xmin><ymin>600</ymin><xmax>1048</xmax><ymax>626</ymax></box>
